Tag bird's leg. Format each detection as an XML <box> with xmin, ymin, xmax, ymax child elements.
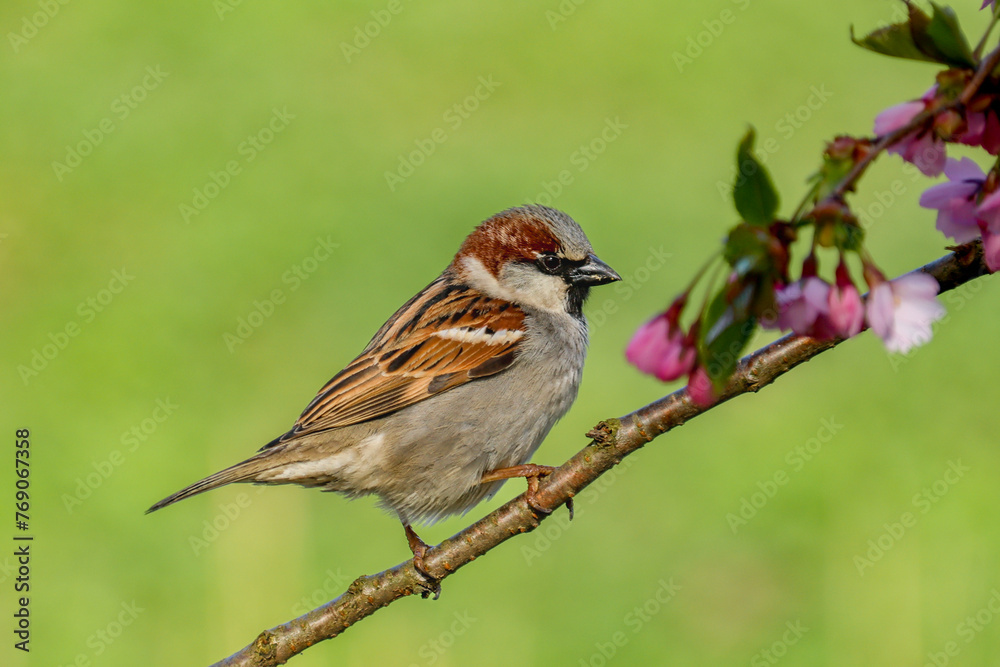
<box><xmin>480</xmin><ymin>463</ymin><xmax>573</xmax><ymax>519</ymax></box>
<box><xmin>402</xmin><ymin>522</ymin><xmax>441</xmax><ymax>599</ymax></box>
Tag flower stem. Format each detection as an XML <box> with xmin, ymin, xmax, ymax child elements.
<box><xmin>973</xmin><ymin>11</ymin><xmax>1000</xmax><ymax>61</ymax></box>
<box><xmin>822</xmin><ymin>46</ymin><xmax>1000</xmax><ymax>207</ymax></box>
<box><xmin>789</xmin><ymin>180</ymin><xmax>822</xmax><ymax>224</ymax></box>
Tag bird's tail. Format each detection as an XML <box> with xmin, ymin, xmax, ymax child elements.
<box><xmin>145</xmin><ymin>451</ymin><xmax>285</xmax><ymax>514</ymax></box>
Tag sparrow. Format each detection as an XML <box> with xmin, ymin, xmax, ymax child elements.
<box><xmin>148</xmin><ymin>205</ymin><xmax>620</xmax><ymax>582</ymax></box>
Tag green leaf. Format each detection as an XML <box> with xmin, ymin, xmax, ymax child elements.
<box><xmin>850</xmin><ymin>17</ymin><xmax>937</xmax><ymax>63</ymax></box>
<box><xmin>723</xmin><ymin>223</ymin><xmax>773</xmax><ymax>275</ymax></box>
<box><xmin>852</xmin><ymin>4</ymin><xmax>975</xmax><ymax>67</ymax></box>
<box><xmin>698</xmin><ymin>282</ymin><xmax>758</xmax><ymax>390</ymax></box>
<box><xmin>733</xmin><ymin>128</ymin><xmax>779</xmax><ymax>226</ymax></box>
<box><xmin>923</xmin><ymin>2</ymin><xmax>975</xmax><ymax>68</ymax></box>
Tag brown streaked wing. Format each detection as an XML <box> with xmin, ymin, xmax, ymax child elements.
<box><xmin>279</xmin><ymin>278</ymin><xmax>525</xmax><ymax>440</ymax></box>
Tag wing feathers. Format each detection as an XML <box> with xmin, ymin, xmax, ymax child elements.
<box><xmin>274</xmin><ymin>274</ymin><xmax>526</xmax><ymax>443</ymax></box>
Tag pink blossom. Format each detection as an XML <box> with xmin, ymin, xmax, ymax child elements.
<box><xmin>686</xmin><ymin>366</ymin><xmax>717</xmax><ymax>408</ymax></box>
<box><xmin>874</xmin><ymin>101</ymin><xmax>924</xmax><ymax>135</ymax></box>
<box><xmin>958</xmin><ymin>108</ymin><xmax>1000</xmax><ymax>154</ymax></box>
<box><xmin>626</xmin><ymin>311</ymin><xmax>696</xmax><ymax>382</ymax></box>
<box><xmin>874</xmin><ymin>92</ymin><xmax>946</xmax><ymax>176</ymax></box>
<box><xmin>888</xmin><ymin>131</ymin><xmax>946</xmax><ymax>177</ymax></box>
<box><xmin>918</xmin><ymin>157</ymin><xmax>985</xmax><ymax>242</ymax></box>
<box><xmin>766</xmin><ymin>276</ymin><xmax>832</xmax><ymax>336</ymax></box>
<box><xmin>626</xmin><ymin>314</ymin><xmax>671</xmax><ymax>374</ymax></box>
<box><xmin>865</xmin><ymin>273</ymin><xmax>945</xmax><ymax>354</ymax></box>
<box><xmin>827</xmin><ymin>263</ymin><xmax>864</xmax><ymax>338</ymax></box>
<box><xmin>982</xmin><ymin>227</ymin><xmax>1000</xmax><ymax>273</ymax></box>
<box><xmin>975</xmin><ymin>188</ymin><xmax>1000</xmax><ymax>233</ymax></box>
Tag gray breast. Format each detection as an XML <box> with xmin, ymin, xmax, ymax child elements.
<box><xmin>362</xmin><ymin>309</ymin><xmax>588</xmax><ymax>522</ymax></box>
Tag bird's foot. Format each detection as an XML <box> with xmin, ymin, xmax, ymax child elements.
<box><xmin>480</xmin><ymin>463</ymin><xmax>573</xmax><ymax>520</ymax></box>
<box><xmin>403</xmin><ymin>523</ymin><xmax>441</xmax><ymax>599</ymax></box>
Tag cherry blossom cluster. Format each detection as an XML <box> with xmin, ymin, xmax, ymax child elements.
<box><xmin>627</xmin><ymin>1</ymin><xmax>999</xmax><ymax>406</ymax></box>
<box><xmin>877</xmin><ymin>74</ymin><xmax>1000</xmax><ymax>270</ymax></box>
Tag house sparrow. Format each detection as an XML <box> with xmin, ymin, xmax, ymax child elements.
<box><xmin>148</xmin><ymin>205</ymin><xmax>619</xmax><ymax>581</ymax></box>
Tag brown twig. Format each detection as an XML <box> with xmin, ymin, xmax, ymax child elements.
<box><xmin>213</xmin><ymin>240</ymin><xmax>991</xmax><ymax>667</ymax></box>
<box><xmin>828</xmin><ymin>46</ymin><xmax>1000</xmax><ymax>203</ymax></box>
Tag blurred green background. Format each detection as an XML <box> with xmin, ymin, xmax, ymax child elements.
<box><xmin>3</xmin><ymin>0</ymin><xmax>1000</xmax><ymax>665</ymax></box>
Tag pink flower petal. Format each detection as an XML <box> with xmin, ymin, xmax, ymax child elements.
<box><xmin>936</xmin><ymin>200</ymin><xmax>982</xmax><ymax>242</ymax></box>
<box><xmin>945</xmin><ymin>156</ymin><xmax>986</xmax><ymax>182</ymax></box>
<box><xmin>874</xmin><ymin>101</ymin><xmax>924</xmax><ymax>135</ymax></box>
<box><xmin>919</xmin><ymin>180</ymin><xmax>978</xmax><ymax>209</ymax></box>
<box><xmin>802</xmin><ymin>277</ymin><xmax>832</xmax><ymax>312</ymax></box>
<box><xmin>977</xmin><ymin>189</ymin><xmax>1000</xmax><ymax>233</ymax></box>
<box><xmin>984</xmin><ymin>111</ymin><xmax>1000</xmax><ymax>155</ymax></box>
<box><xmin>626</xmin><ymin>313</ymin><xmax>697</xmax><ymax>382</ymax></box>
<box><xmin>626</xmin><ymin>315</ymin><xmax>671</xmax><ymax>376</ymax></box>
<box><xmin>982</xmin><ymin>228</ymin><xmax>1000</xmax><ymax>273</ymax></box>
<box><xmin>918</xmin><ymin>158</ymin><xmax>985</xmax><ymax>241</ymax></box>
<box><xmin>657</xmin><ymin>343</ymin><xmax>696</xmax><ymax>382</ymax></box>
<box><xmin>959</xmin><ymin>110</ymin><xmax>986</xmax><ymax>146</ymax></box>
<box><xmin>865</xmin><ymin>282</ymin><xmax>895</xmax><ymax>341</ymax></box>
<box><xmin>906</xmin><ymin>133</ymin><xmax>947</xmax><ymax>177</ymax></box>
<box><xmin>865</xmin><ymin>273</ymin><xmax>944</xmax><ymax>354</ymax></box>
<box><xmin>773</xmin><ymin>277</ymin><xmax>831</xmax><ymax>336</ymax></box>
<box><xmin>827</xmin><ymin>283</ymin><xmax>864</xmax><ymax>338</ymax></box>
<box><xmin>686</xmin><ymin>367</ymin><xmax>717</xmax><ymax>408</ymax></box>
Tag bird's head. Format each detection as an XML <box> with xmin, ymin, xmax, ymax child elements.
<box><xmin>452</xmin><ymin>205</ymin><xmax>620</xmax><ymax>316</ymax></box>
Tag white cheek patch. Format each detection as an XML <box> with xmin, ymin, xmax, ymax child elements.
<box><xmin>504</xmin><ymin>270</ymin><xmax>568</xmax><ymax>312</ymax></box>
<box><xmin>433</xmin><ymin>327</ymin><xmax>523</xmax><ymax>345</ymax></box>
<box><xmin>459</xmin><ymin>255</ymin><xmax>568</xmax><ymax>313</ymax></box>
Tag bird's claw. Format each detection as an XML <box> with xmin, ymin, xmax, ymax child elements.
<box><xmin>481</xmin><ymin>463</ymin><xmax>573</xmax><ymax>519</ymax></box>
<box><xmin>404</xmin><ymin>523</ymin><xmax>441</xmax><ymax>599</ymax></box>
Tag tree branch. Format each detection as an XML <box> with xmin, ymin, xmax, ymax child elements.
<box><xmin>214</xmin><ymin>240</ymin><xmax>991</xmax><ymax>667</ymax></box>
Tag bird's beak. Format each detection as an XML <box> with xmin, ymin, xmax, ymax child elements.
<box><xmin>567</xmin><ymin>253</ymin><xmax>621</xmax><ymax>286</ymax></box>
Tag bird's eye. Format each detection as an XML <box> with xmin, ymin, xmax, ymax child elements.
<box><xmin>537</xmin><ymin>254</ymin><xmax>563</xmax><ymax>274</ymax></box>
